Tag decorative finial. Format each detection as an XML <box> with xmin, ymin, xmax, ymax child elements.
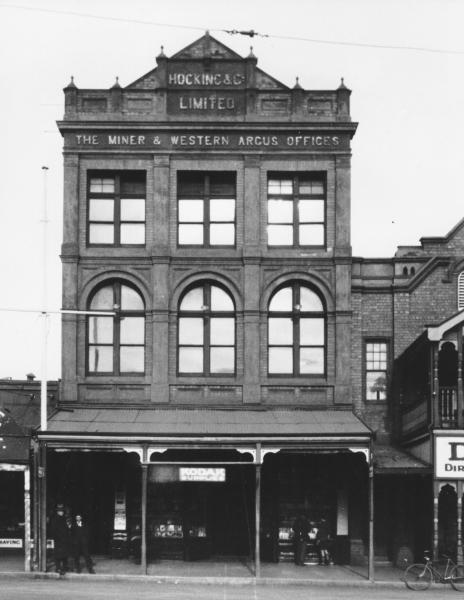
<box><xmin>111</xmin><ymin>76</ymin><xmax>121</xmax><ymax>89</ymax></box>
<box><xmin>205</xmin><ymin>30</ymin><xmax>210</xmax><ymax>36</ymax></box>
<box><xmin>293</xmin><ymin>76</ymin><xmax>302</xmax><ymax>90</ymax></box>
<box><xmin>65</xmin><ymin>75</ymin><xmax>77</xmax><ymax>89</ymax></box>
<box><xmin>157</xmin><ymin>45</ymin><xmax>166</xmax><ymax>58</ymax></box>
<box><xmin>338</xmin><ymin>77</ymin><xmax>348</xmax><ymax>90</ymax></box>
<box><xmin>247</xmin><ymin>46</ymin><xmax>256</xmax><ymax>58</ymax></box>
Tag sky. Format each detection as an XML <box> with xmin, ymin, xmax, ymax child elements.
<box><xmin>0</xmin><ymin>0</ymin><xmax>463</xmax><ymax>380</ymax></box>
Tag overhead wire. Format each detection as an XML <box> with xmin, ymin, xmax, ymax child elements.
<box><xmin>0</xmin><ymin>2</ymin><xmax>463</xmax><ymax>55</ymax></box>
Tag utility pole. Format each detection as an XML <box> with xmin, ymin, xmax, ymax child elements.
<box><xmin>40</xmin><ymin>166</ymin><xmax>49</xmax><ymax>432</ymax></box>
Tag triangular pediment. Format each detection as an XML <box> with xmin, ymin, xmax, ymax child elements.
<box><xmin>127</xmin><ymin>33</ymin><xmax>288</xmax><ymax>90</ymax></box>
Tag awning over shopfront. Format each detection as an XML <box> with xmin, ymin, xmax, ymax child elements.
<box><xmin>43</xmin><ymin>408</ymin><xmax>371</xmax><ymax>439</ymax></box>
<box><xmin>373</xmin><ymin>444</ymin><xmax>431</xmax><ymax>474</ymax></box>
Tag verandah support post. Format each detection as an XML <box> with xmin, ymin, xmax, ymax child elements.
<box><xmin>255</xmin><ymin>458</ymin><xmax>261</xmax><ymax>578</ymax></box>
<box><xmin>39</xmin><ymin>443</ymin><xmax>47</xmax><ymax>572</ymax></box>
<box><xmin>432</xmin><ymin>343</ymin><xmax>440</xmax><ymax>427</ymax></box>
<box><xmin>141</xmin><ymin>463</ymin><xmax>148</xmax><ymax>575</ymax></box>
<box><xmin>24</xmin><ymin>467</ymin><xmax>31</xmax><ymax>572</ymax></box>
<box><xmin>457</xmin><ymin>480</ymin><xmax>463</xmax><ymax>564</ymax></box>
<box><xmin>433</xmin><ymin>481</ymin><xmax>439</xmax><ymax>561</ymax></box>
<box><xmin>32</xmin><ymin>440</ymin><xmax>39</xmax><ymax>571</ymax></box>
<box><xmin>368</xmin><ymin>455</ymin><xmax>374</xmax><ymax>582</ymax></box>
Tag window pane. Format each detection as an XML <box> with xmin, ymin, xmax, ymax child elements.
<box><xmin>299</xmin><ymin>224</ymin><xmax>324</xmax><ymax>245</ymax></box>
<box><xmin>88</xmin><ymin>316</ymin><xmax>113</xmax><ymax>344</ymax></box>
<box><xmin>179</xmin><ymin>224</ymin><xmax>203</xmax><ymax>245</ymax></box>
<box><xmin>268</xmin><ymin>179</ymin><xmax>292</xmax><ymax>195</ymax></box>
<box><xmin>366</xmin><ymin>371</ymin><xmax>387</xmax><ymax>400</ymax></box>
<box><xmin>121</xmin><ymin>199</ymin><xmax>145</xmax><ymax>221</ymax></box>
<box><xmin>120</xmin><ymin>316</ymin><xmax>144</xmax><ymax>344</ymax></box>
<box><xmin>89</xmin><ymin>224</ymin><xmax>114</xmax><ymax>244</ymax></box>
<box><xmin>180</xmin><ymin>287</ymin><xmax>203</xmax><ymax>311</ymax></box>
<box><xmin>90</xmin><ymin>177</ymin><xmax>115</xmax><ymax>193</ymax></box>
<box><xmin>299</xmin><ymin>200</ymin><xmax>324</xmax><ymax>222</ymax></box>
<box><xmin>210</xmin><ymin>347</ymin><xmax>234</xmax><ymax>373</ymax></box>
<box><xmin>300</xmin><ymin>318</ymin><xmax>324</xmax><ymax>345</ymax></box>
<box><xmin>120</xmin><ymin>223</ymin><xmax>145</xmax><ymax>244</ymax></box>
<box><xmin>269</xmin><ymin>287</ymin><xmax>293</xmax><ymax>312</ymax></box>
<box><xmin>210</xmin><ymin>223</ymin><xmax>235</xmax><ymax>245</ymax></box>
<box><xmin>210</xmin><ymin>318</ymin><xmax>234</xmax><ymax>345</ymax></box>
<box><xmin>268</xmin><ymin>225</ymin><xmax>293</xmax><ymax>245</ymax></box>
<box><xmin>300</xmin><ymin>287</ymin><xmax>323</xmax><ymax>311</ymax></box>
<box><xmin>178</xmin><ymin>200</ymin><xmax>204</xmax><ymax>222</ymax></box>
<box><xmin>269</xmin><ymin>347</ymin><xmax>293</xmax><ymax>373</ymax></box>
<box><xmin>299</xmin><ymin>180</ymin><xmax>324</xmax><ymax>195</ymax></box>
<box><xmin>210</xmin><ymin>199</ymin><xmax>235</xmax><ymax>221</ymax></box>
<box><xmin>210</xmin><ymin>286</ymin><xmax>234</xmax><ymax>311</ymax></box>
<box><xmin>268</xmin><ymin>318</ymin><xmax>293</xmax><ymax>344</ymax></box>
<box><xmin>90</xmin><ymin>286</ymin><xmax>113</xmax><ymax>310</ymax></box>
<box><xmin>179</xmin><ymin>317</ymin><xmax>204</xmax><ymax>344</ymax></box>
<box><xmin>89</xmin><ymin>198</ymin><xmax>114</xmax><ymax>221</ymax></box>
<box><xmin>268</xmin><ymin>200</ymin><xmax>293</xmax><ymax>223</ymax></box>
<box><xmin>88</xmin><ymin>346</ymin><xmax>113</xmax><ymax>372</ymax></box>
<box><xmin>120</xmin><ymin>346</ymin><xmax>144</xmax><ymax>373</ymax></box>
<box><xmin>179</xmin><ymin>347</ymin><xmax>203</xmax><ymax>373</ymax></box>
<box><xmin>300</xmin><ymin>347</ymin><xmax>324</xmax><ymax>374</ymax></box>
<box><xmin>121</xmin><ymin>285</ymin><xmax>144</xmax><ymax>310</ymax></box>
<box><xmin>120</xmin><ymin>175</ymin><xmax>145</xmax><ymax>195</ymax></box>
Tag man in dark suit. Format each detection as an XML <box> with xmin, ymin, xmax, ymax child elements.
<box><xmin>292</xmin><ymin>513</ymin><xmax>310</xmax><ymax>566</ymax></box>
<box><xmin>49</xmin><ymin>503</ymin><xmax>71</xmax><ymax>576</ymax></box>
<box><xmin>73</xmin><ymin>514</ymin><xmax>95</xmax><ymax>573</ymax></box>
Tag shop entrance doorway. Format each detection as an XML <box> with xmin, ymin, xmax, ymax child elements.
<box><xmin>147</xmin><ymin>452</ymin><xmax>255</xmax><ymax>561</ymax></box>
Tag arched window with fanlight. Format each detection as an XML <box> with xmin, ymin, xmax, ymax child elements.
<box><xmin>268</xmin><ymin>282</ymin><xmax>325</xmax><ymax>375</ymax></box>
<box><xmin>87</xmin><ymin>281</ymin><xmax>145</xmax><ymax>374</ymax></box>
<box><xmin>178</xmin><ymin>282</ymin><xmax>235</xmax><ymax>375</ymax></box>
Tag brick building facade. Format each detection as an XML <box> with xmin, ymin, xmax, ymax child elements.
<box><xmin>32</xmin><ymin>33</ymin><xmax>463</xmax><ymax>576</ymax></box>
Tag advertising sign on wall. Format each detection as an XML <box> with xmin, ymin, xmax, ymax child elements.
<box><xmin>435</xmin><ymin>435</ymin><xmax>464</xmax><ymax>478</ymax></box>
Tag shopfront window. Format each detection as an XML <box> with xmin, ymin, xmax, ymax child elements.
<box><xmin>268</xmin><ymin>282</ymin><xmax>325</xmax><ymax>375</ymax></box>
<box><xmin>177</xmin><ymin>172</ymin><xmax>236</xmax><ymax>247</ymax></box>
<box><xmin>178</xmin><ymin>282</ymin><xmax>235</xmax><ymax>375</ymax></box>
<box><xmin>87</xmin><ymin>281</ymin><xmax>145</xmax><ymax>374</ymax></box>
<box><xmin>365</xmin><ymin>341</ymin><xmax>388</xmax><ymax>401</ymax></box>
<box><xmin>267</xmin><ymin>174</ymin><xmax>325</xmax><ymax>247</ymax></box>
<box><xmin>88</xmin><ymin>172</ymin><xmax>146</xmax><ymax>246</ymax></box>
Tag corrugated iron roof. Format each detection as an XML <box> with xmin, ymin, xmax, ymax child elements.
<box><xmin>47</xmin><ymin>408</ymin><xmax>371</xmax><ymax>437</ymax></box>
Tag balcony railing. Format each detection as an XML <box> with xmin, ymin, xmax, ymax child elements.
<box><xmin>439</xmin><ymin>387</ymin><xmax>457</xmax><ymax>427</ymax></box>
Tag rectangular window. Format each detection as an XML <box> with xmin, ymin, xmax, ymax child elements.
<box><xmin>267</xmin><ymin>174</ymin><xmax>325</xmax><ymax>247</ymax></box>
<box><xmin>178</xmin><ymin>172</ymin><xmax>236</xmax><ymax>247</ymax></box>
<box><xmin>365</xmin><ymin>341</ymin><xmax>388</xmax><ymax>401</ymax></box>
<box><xmin>88</xmin><ymin>172</ymin><xmax>146</xmax><ymax>246</ymax></box>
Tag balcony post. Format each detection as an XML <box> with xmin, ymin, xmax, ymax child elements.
<box><xmin>457</xmin><ymin>333</ymin><xmax>463</xmax><ymax>428</ymax></box>
<box><xmin>432</xmin><ymin>342</ymin><xmax>440</xmax><ymax>427</ymax></box>
<box><xmin>433</xmin><ymin>481</ymin><xmax>439</xmax><ymax>561</ymax></box>
<box><xmin>457</xmin><ymin>481</ymin><xmax>463</xmax><ymax>564</ymax></box>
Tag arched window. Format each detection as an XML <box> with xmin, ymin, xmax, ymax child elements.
<box><xmin>87</xmin><ymin>281</ymin><xmax>145</xmax><ymax>374</ymax></box>
<box><xmin>458</xmin><ymin>272</ymin><xmax>464</xmax><ymax>310</ymax></box>
<box><xmin>178</xmin><ymin>283</ymin><xmax>235</xmax><ymax>375</ymax></box>
<box><xmin>268</xmin><ymin>283</ymin><xmax>325</xmax><ymax>375</ymax></box>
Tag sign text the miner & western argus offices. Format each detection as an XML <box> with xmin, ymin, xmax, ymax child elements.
<box><xmin>68</xmin><ymin>132</ymin><xmax>349</xmax><ymax>151</ymax></box>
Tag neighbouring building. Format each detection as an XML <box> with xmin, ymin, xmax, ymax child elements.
<box><xmin>32</xmin><ymin>33</ymin><xmax>464</xmax><ymax>577</ymax></box>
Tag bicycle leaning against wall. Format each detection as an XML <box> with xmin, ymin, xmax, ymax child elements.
<box><xmin>404</xmin><ymin>551</ymin><xmax>464</xmax><ymax>591</ymax></box>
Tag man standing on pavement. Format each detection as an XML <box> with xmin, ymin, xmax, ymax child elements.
<box><xmin>49</xmin><ymin>503</ymin><xmax>70</xmax><ymax>576</ymax></box>
<box><xmin>292</xmin><ymin>513</ymin><xmax>310</xmax><ymax>566</ymax></box>
<box><xmin>73</xmin><ymin>514</ymin><xmax>95</xmax><ymax>573</ymax></box>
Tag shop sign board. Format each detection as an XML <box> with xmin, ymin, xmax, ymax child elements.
<box><xmin>179</xmin><ymin>468</ymin><xmax>226</xmax><ymax>482</ymax></box>
<box><xmin>64</xmin><ymin>131</ymin><xmax>350</xmax><ymax>152</ymax></box>
<box><xmin>0</xmin><ymin>538</ymin><xmax>22</xmax><ymax>548</ymax></box>
<box><xmin>435</xmin><ymin>435</ymin><xmax>464</xmax><ymax>478</ymax></box>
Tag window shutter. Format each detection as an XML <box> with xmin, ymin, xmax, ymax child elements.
<box><xmin>458</xmin><ymin>272</ymin><xmax>464</xmax><ymax>310</ymax></box>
